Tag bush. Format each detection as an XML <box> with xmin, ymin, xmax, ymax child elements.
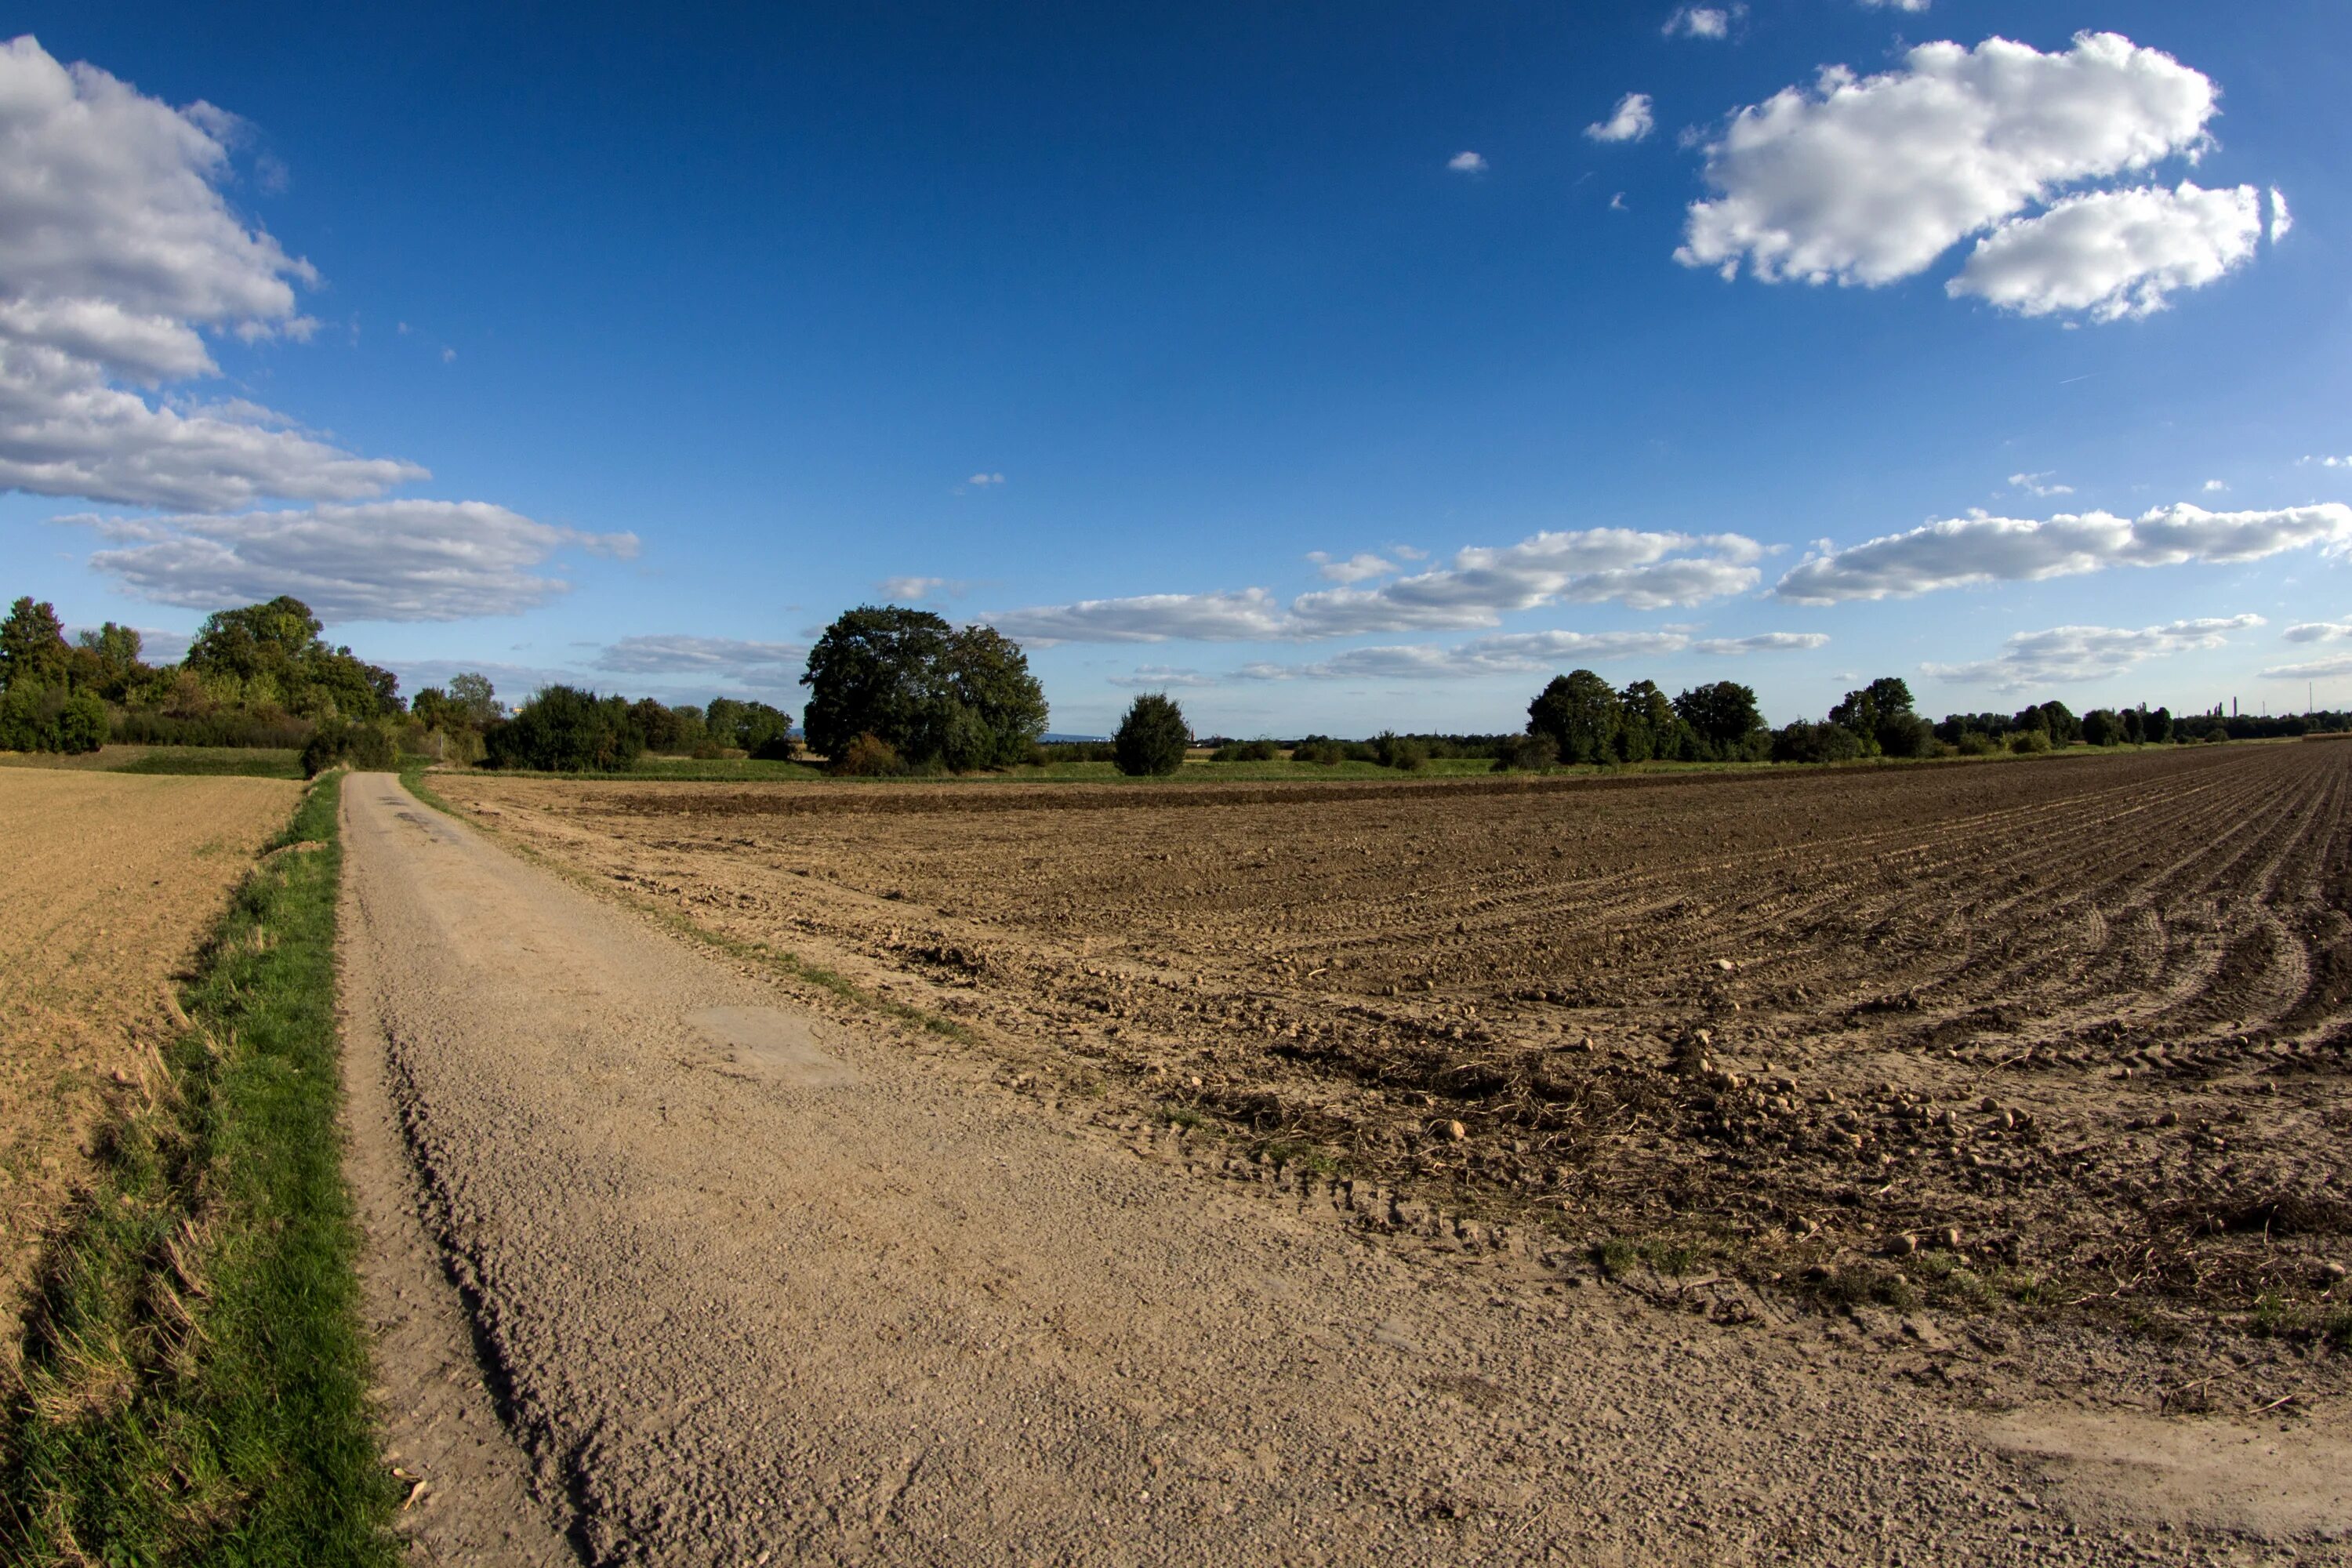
<box><xmin>1113</xmin><ymin>693</ymin><xmax>1189</xmax><ymax>776</ymax></box>
<box><xmin>1207</xmin><ymin>739</ymin><xmax>1279</xmax><ymax>762</ymax></box>
<box><xmin>1770</xmin><ymin>720</ymin><xmax>1864</xmax><ymax>764</ymax></box>
<box><xmin>1955</xmin><ymin>731</ymin><xmax>2001</xmax><ymax>757</ymax></box>
<box><xmin>1875</xmin><ymin>713</ymin><xmax>1938</xmax><ymax>759</ymax></box>
<box><xmin>111</xmin><ymin>708</ymin><xmax>314</xmax><ymax>749</ymax></box>
<box><xmin>833</xmin><ymin>732</ymin><xmax>906</xmax><ymax>775</ymax></box>
<box><xmin>1373</xmin><ymin>731</ymin><xmax>1428</xmax><ymax>771</ymax></box>
<box><xmin>483</xmin><ymin>685</ymin><xmax>644</xmax><ymax>772</ymax></box>
<box><xmin>56</xmin><ymin>691</ymin><xmax>107</xmax><ymax>754</ymax></box>
<box><xmin>2009</xmin><ymin>729</ymin><xmax>2052</xmax><ymax>755</ymax></box>
<box><xmin>300</xmin><ymin>718</ymin><xmax>397</xmax><ymax>777</ymax></box>
<box><xmin>1493</xmin><ymin>733</ymin><xmax>1559</xmax><ymax>772</ymax></box>
<box><xmin>1294</xmin><ymin>740</ymin><xmax>1344</xmax><ymax>766</ymax></box>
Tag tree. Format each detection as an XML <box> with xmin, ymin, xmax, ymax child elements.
<box><xmin>184</xmin><ymin>595</ymin><xmax>401</xmax><ymax>720</ymax></box>
<box><xmin>1829</xmin><ymin>676</ymin><xmax>1923</xmax><ymax>756</ymax></box>
<box><xmin>72</xmin><ymin>622</ymin><xmax>146</xmax><ymax>700</ymax></box>
<box><xmin>447</xmin><ymin>672</ymin><xmax>501</xmax><ymax>724</ymax></box>
<box><xmin>1528</xmin><ymin>670</ymin><xmax>1619</xmax><ymax>764</ymax></box>
<box><xmin>2082</xmin><ymin>709</ymin><xmax>2124</xmax><ymax>746</ymax></box>
<box><xmin>1771</xmin><ymin>719</ymin><xmax>1864</xmax><ymax>764</ymax></box>
<box><xmin>1674</xmin><ymin>681</ymin><xmax>1764</xmax><ymax>759</ymax></box>
<box><xmin>2147</xmin><ymin>706</ymin><xmax>2173</xmax><ymax>744</ymax></box>
<box><xmin>2119</xmin><ymin>707</ymin><xmax>2145</xmax><ymax>745</ymax></box>
<box><xmin>800</xmin><ymin>606</ymin><xmax>1046</xmax><ymax>770</ymax></box>
<box><xmin>1615</xmin><ymin>680</ymin><xmax>1681</xmax><ymax>763</ymax></box>
<box><xmin>0</xmin><ymin>597</ymin><xmax>69</xmax><ymax>691</ymax></box>
<box><xmin>1113</xmin><ymin>692</ymin><xmax>1189</xmax><ymax>776</ymax></box>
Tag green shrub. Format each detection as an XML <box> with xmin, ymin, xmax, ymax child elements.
<box><xmin>300</xmin><ymin>718</ymin><xmax>397</xmax><ymax>777</ymax></box>
<box><xmin>483</xmin><ymin>684</ymin><xmax>644</xmax><ymax>771</ymax></box>
<box><xmin>1955</xmin><ymin>731</ymin><xmax>2000</xmax><ymax>757</ymax></box>
<box><xmin>1373</xmin><ymin>731</ymin><xmax>1429</xmax><ymax>771</ymax></box>
<box><xmin>2009</xmin><ymin>728</ymin><xmax>2051</xmax><ymax>755</ymax></box>
<box><xmin>833</xmin><ymin>732</ymin><xmax>906</xmax><ymax>775</ymax></box>
<box><xmin>1770</xmin><ymin>720</ymin><xmax>1864</xmax><ymax>764</ymax></box>
<box><xmin>1493</xmin><ymin>733</ymin><xmax>1559</xmax><ymax>772</ymax></box>
<box><xmin>1113</xmin><ymin>693</ymin><xmax>1189</xmax><ymax>776</ymax></box>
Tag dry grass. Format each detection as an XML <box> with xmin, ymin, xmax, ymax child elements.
<box><xmin>0</xmin><ymin>771</ymin><xmax>299</xmax><ymax>1351</ymax></box>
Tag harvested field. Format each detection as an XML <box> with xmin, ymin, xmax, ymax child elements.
<box><xmin>0</xmin><ymin>769</ymin><xmax>300</xmax><ymax>1344</ymax></box>
<box><xmin>435</xmin><ymin>743</ymin><xmax>2352</xmax><ymax>1336</ymax></box>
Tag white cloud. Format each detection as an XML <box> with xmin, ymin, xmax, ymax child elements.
<box><xmin>1586</xmin><ymin>94</ymin><xmax>1655</xmax><ymax>144</ymax></box>
<box><xmin>2268</xmin><ymin>187</ymin><xmax>2292</xmax><ymax>244</ymax></box>
<box><xmin>1692</xmin><ymin>631</ymin><xmax>1829</xmax><ymax>655</ymax></box>
<box><xmin>1664</xmin><ymin>8</ymin><xmax>1732</xmax><ymax>40</ymax></box>
<box><xmin>2282</xmin><ymin>622</ymin><xmax>2352</xmax><ymax>644</ymax></box>
<box><xmin>1447</xmin><ymin>151</ymin><xmax>1487</xmax><ymax>174</ymax></box>
<box><xmin>964</xmin><ymin>471</ymin><xmax>1005</xmax><ymax>488</ymax></box>
<box><xmin>596</xmin><ymin>636</ymin><xmax>805</xmax><ymax>677</ymax></box>
<box><xmin>2305</xmin><ymin>456</ymin><xmax>2352</xmax><ymax>469</ymax></box>
<box><xmin>877</xmin><ymin>575</ymin><xmax>966</xmax><ymax>601</ymax></box>
<box><xmin>987</xmin><ymin>527</ymin><xmax>1764</xmax><ymax>645</ymax></box>
<box><xmin>1237</xmin><ymin>630</ymin><xmax>1694</xmax><ymax>682</ymax></box>
<box><xmin>1949</xmin><ymin>181</ymin><xmax>2260</xmax><ymax>321</ymax></box>
<box><xmin>2009</xmin><ymin>471</ymin><xmax>2074</xmax><ymax>497</ymax></box>
<box><xmin>1679</xmin><ymin>33</ymin><xmax>2230</xmax><ymax>316</ymax></box>
<box><xmin>1859</xmin><ymin>0</ymin><xmax>1930</xmax><ymax>10</ymax></box>
<box><xmin>0</xmin><ymin>36</ymin><xmax>426</xmax><ymax>510</ymax></box>
<box><xmin>73</xmin><ymin>500</ymin><xmax>637</xmax><ymax>622</ymax></box>
<box><xmin>1776</xmin><ymin>503</ymin><xmax>2352</xmax><ymax>604</ymax></box>
<box><xmin>1610</xmin><ymin>192</ymin><xmax>1628</xmax><ymax>212</ymax></box>
<box><xmin>2263</xmin><ymin>655</ymin><xmax>2352</xmax><ymax>681</ymax></box>
<box><xmin>1108</xmin><ymin>665</ymin><xmax>1218</xmax><ymax>689</ymax></box>
<box><xmin>1306</xmin><ymin>550</ymin><xmax>1397</xmax><ymax>583</ymax></box>
<box><xmin>2202</xmin><ymin>479</ymin><xmax>2228</xmax><ymax>493</ymax></box>
<box><xmin>1926</xmin><ymin>615</ymin><xmax>2263</xmax><ymax>690</ymax></box>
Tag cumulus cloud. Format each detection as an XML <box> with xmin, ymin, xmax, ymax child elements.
<box><xmin>1664</xmin><ymin>8</ymin><xmax>1732</xmax><ymax>40</ymax></box>
<box><xmin>2283</xmin><ymin>622</ymin><xmax>2352</xmax><ymax>644</ymax></box>
<box><xmin>1775</xmin><ymin>503</ymin><xmax>2352</xmax><ymax>604</ymax></box>
<box><xmin>0</xmin><ymin>36</ymin><xmax>426</xmax><ymax>510</ymax></box>
<box><xmin>1692</xmin><ymin>631</ymin><xmax>1829</xmax><ymax>655</ymax></box>
<box><xmin>985</xmin><ymin>528</ymin><xmax>1766</xmax><ymax>644</ymax></box>
<box><xmin>2009</xmin><ymin>471</ymin><xmax>2073</xmax><ymax>498</ymax></box>
<box><xmin>596</xmin><ymin>635</ymin><xmax>805</xmax><ymax>677</ymax></box>
<box><xmin>1447</xmin><ymin>151</ymin><xmax>1487</xmax><ymax>174</ymax></box>
<box><xmin>1586</xmin><ymin>94</ymin><xmax>1655</xmax><ymax>144</ymax></box>
<box><xmin>1108</xmin><ymin>665</ymin><xmax>1218</xmax><ymax>690</ymax></box>
<box><xmin>1950</xmin><ymin>181</ymin><xmax>2260</xmax><ymax>321</ymax></box>
<box><xmin>1677</xmin><ymin>33</ymin><xmax>2251</xmax><ymax>322</ymax></box>
<box><xmin>73</xmin><ymin>500</ymin><xmax>637</xmax><ymax>622</ymax></box>
<box><xmin>1306</xmin><ymin>550</ymin><xmax>1397</xmax><ymax>583</ymax></box>
<box><xmin>1926</xmin><ymin>615</ymin><xmax>2263</xmax><ymax>690</ymax></box>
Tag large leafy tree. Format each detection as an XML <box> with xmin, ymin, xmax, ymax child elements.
<box><xmin>1673</xmin><ymin>681</ymin><xmax>1763</xmax><ymax>756</ymax></box>
<box><xmin>800</xmin><ymin>606</ymin><xmax>1047</xmax><ymax>769</ymax></box>
<box><xmin>1527</xmin><ymin>669</ymin><xmax>1619</xmax><ymax>764</ymax></box>
<box><xmin>183</xmin><ymin>595</ymin><xmax>401</xmax><ymax>720</ymax></box>
<box><xmin>1615</xmin><ymin>679</ymin><xmax>1681</xmax><ymax>763</ymax></box>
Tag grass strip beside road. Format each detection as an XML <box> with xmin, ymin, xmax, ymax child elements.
<box><xmin>0</xmin><ymin>772</ymin><xmax>397</xmax><ymax>1565</ymax></box>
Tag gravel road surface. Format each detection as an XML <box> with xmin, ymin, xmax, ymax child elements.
<box><xmin>338</xmin><ymin>773</ymin><xmax>2346</xmax><ymax>1564</ymax></box>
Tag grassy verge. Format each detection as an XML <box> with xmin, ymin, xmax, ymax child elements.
<box><xmin>0</xmin><ymin>773</ymin><xmax>397</xmax><ymax>1564</ymax></box>
<box><xmin>109</xmin><ymin>747</ymin><xmax>304</xmax><ymax>779</ymax></box>
<box><xmin>400</xmin><ymin>761</ymin><xmax>973</xmax><ymax>1043</ymax></box>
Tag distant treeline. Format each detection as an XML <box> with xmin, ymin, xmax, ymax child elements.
<box><xmin>2</xmin><ymin>590</ymin><xmax>2327</xmax><ymax>778</ymax></box>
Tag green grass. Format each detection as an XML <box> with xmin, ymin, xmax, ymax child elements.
<box><xmin>0</xmin><ymin>774</ymin><xmax>399</xmax><ymax>1565</ymax></box>
<box><xmin>108</xmin><ymin>746</ymin><xmax>305</xmax><ymax>779</ymax></box>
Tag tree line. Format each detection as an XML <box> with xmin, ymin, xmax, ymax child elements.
<box><xmin>0</xmin><ymin>588</ymin><xmax>2312</xmax><ymax>778</ymax></box>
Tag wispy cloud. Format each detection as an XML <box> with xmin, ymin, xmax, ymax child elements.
<box><xmin>1446</xmin><ymin>151</ymin><xmax>1488</xmax><ymax>174</ymax></box>
<box><xmin>877</xmin><ymin>575</ymin><xmax>968</xmax><ymax>601</ymax></box>
<box><xmin>2008</xmin><ymin>471</ymin><xmax>2074</xmax><ymax>498</ymax></box>
<box><xmin>1663</xmin><ymin>7</ymin><xmax>1733</xmax><ymax>40</ymax></box>
<box><xmin>986</xmin><ymin>527</ymin><xmax>1768</xmax><ymax>644</ymax></box>
<box><xmin>1585</xmin><ymin>94</ymin><xmax>1655</xmax><ymax>144</ymax></box>
<box><xmin>1307</xmin><ymin>550</ymin><xmax>1398</xmax><ymax>584</ymax></box>
<box><xmin>1108</xmin><ymin>665</ymin><xmax>1218</xmax><ymax>689</ymax></box>
<box><xmin>1926</xmin><ymin>615</ymin><xmax>2264</xmax><ymax>690</ymax></box>
<box><xmin>596</xmin><ymin>635</ymin><xmax>805</xmax><ymax>677</ymax></box>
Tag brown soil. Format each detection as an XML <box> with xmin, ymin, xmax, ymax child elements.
<box><xmin>345</xmin><ymin>770</ymin><xmax>2352</xmax><ymax>1562</ymax></box>
<box><xmin>0</xmin><ymin>770</ymin><xmax>299</xmax><ymax>1348</ymax></box>
<box><xmin>435</xmin><ymin>746</ymin><xmax>2352</xmax><ymax>1336</ymax></box>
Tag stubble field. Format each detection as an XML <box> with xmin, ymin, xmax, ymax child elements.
<box><xmin>437</xmin><ymin>742</ymin><xmax>2352</xmax><ymax>1339</ymax></box>
<box><xmin>0</xmin><ymin>769</ymin><xmax>301</xmax><ymax>1345</ymax></box>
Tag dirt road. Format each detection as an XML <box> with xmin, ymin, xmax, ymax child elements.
<box><xmin>339</xmin><ymin>773</ymin><xmax>2347</xmax><ymax>1564</ymax></box>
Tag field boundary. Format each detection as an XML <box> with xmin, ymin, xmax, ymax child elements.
<box><xmin>401</xmin><ymin>764</ymin><xmax>974</xmax><ymax>1043</ymax></box>
<box><xmin>0</xmin><ymin>772</ymin><xmax>398</xmax><ymax>1564</ymax></box>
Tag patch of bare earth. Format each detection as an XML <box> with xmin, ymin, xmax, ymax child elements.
<box><xmin>0</xmin><ymin>769</ymin><xmax>299</xmax><ymax>1351</ymax></box>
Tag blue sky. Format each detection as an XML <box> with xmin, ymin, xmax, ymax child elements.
<box><xmin>3</xmin><ymin>2</ymin><xmax>2349</xmax><ymax>735</ymax></box>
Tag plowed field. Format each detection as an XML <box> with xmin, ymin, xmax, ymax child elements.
<box><xmin>435</xmin><ymin>743</ymin><xmax>2352</xmax><ymax>1327</ymax></box>
<box><xmin>0</xmin><ymin>770</ymin><xmax>299</xmax><ymax>1344</ymax></box>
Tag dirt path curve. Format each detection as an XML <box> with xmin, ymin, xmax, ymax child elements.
<box><xmin>337</xmin><ymin>772</ymin><xmax>2303</xmax><ymax>1565</ymax></box>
